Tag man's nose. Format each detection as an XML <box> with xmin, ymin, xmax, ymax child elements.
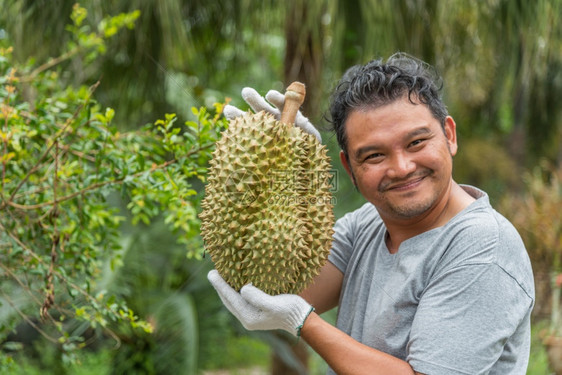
<box><xmin>386</xmin><ymin>152</ymin><xmax>416</xmax><ymax>179</ymax></box>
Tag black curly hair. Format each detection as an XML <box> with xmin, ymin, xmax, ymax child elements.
<box><xmin>328</xmin><ymin>53</ymin><xmax>448</xmax><ymax>158</ymax></box>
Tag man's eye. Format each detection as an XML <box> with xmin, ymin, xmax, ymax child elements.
<box><xmin>409</xmin><ymin>139</ymin><xmax>425</xmax><ymax>147</ymax></box>
<box><xmin>365</xmin><ymin>153</ymin><xmax>383</xmax><ymax>161</ymax></box>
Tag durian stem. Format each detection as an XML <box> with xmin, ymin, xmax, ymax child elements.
<box><xmin>280</xmin><ymin>82</ymin><xmax>306</xmax><ymax>125</ymax></box>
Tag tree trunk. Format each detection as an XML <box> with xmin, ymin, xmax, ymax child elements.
<box><xmin>283</xmin><ymin>0</ymin><xmax>327</xmax><ymax>120</ymax></box>
<box><xmin>271</xmin><ymin>334</ymin><xmax>310</xmax><ymax>375</ymax></box>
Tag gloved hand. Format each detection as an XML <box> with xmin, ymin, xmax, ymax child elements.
<box><xmin>208</xmin><ymin>270</ymin><xmax>315</xmax><ymax>337</ymax></box>
<box><xmin>224</xmin><ymin>87</ymin><xmax>322</xmax><ymax>143</ymax></box>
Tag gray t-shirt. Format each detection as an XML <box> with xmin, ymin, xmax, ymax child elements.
<box><xmin>328</xmin><ymin>186</ymin><xmax>534</xmax><ymax>375</ymax></box>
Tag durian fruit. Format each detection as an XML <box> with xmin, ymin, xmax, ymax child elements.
<box><xmin>199</xmin><ymin>83</ymin><xmax>334</xmax><ymax>295</ymax></box>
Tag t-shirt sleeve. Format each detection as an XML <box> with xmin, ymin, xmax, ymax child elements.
<box><xmin>327</xmin><ymin>211</ymin><xmax>356</xmax><ymax>274</ymax></box>
<box><xmin>407</xmin><ymin>263</ymin><xmax>534</xmax><ymax>375</ymax></box>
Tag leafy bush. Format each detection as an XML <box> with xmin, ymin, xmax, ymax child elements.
<box><xmin>499</xmin><ymin>163</ymin><xmax>562</xmax><ymax>320</ymax></box>
<box><xmin>453</xmin><ymin>138</ymin><xmax>521</xmax><ymax>202</ymax></box>
<box><xmin>0</xmin><ymin>4</ymin><xmax>227</xmax><ymax>369</ymax></box>
<box><xmin>500</xmin><ymin>164</ymin><xmax>562</xmax><ymax>274</ymax></box>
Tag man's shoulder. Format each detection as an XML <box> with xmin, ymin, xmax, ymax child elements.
<box><xmin>332</xmin><ymin>202</ymin><xmax>385</xmax><ymax>254</ymax></box>
<box><xmin>449</xmin><ymin>193</ymin><xmax>524</xmax><ymax>251</ymax></box>
<box><xmin>440</xmin><ymin>194</ymin><xmax>534</xmax><ymax>298</ymax></box>
<box><xmin>338</xmin><ymin>202</ymin><xmax>381</xmax><ymax>227</ymax></box>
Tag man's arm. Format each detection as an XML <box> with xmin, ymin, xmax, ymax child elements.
<box><xmin>299</xmin><ymin>261</ymin><xmax>343</xmax><ymax>314</ymax></box>
<box><xmin>301</xmin><ymin>313</ymin><xmax>423</xmax><ymax>375</ymax></box>
<box><xmin>208</xmin><ymin>269</ymin><xmax>425</xmax><ymax>374</ymax></box>
<box><xmin>299</xmin><ymin>262</ymin><xmax>423</xmax><ymax>374</ymax></box>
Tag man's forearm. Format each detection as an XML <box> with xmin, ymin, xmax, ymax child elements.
<box><xmin>301</xmin><ymin>312</ymin><xmax>419</xmax><ymax>375</ymax></box>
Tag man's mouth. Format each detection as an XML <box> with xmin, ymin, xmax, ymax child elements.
<box><xmin>388</xmin><ymin>177</ymin><xmax>424</xmax><ymax>191</ymax></box>
<box><xmin>381</xmin><ymin>172</ymin><xmax>431</xmax><ymax>192</ymax></box>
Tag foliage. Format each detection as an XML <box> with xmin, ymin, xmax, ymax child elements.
<box><xmin>499</xmin><ymin>163</ymin><xmax>562</xmax><ymax>323</ymax></box>
<box><xmin>550</xmin><ymin>274</ymin><xmax>562</xmax><ymax>336</ymax></box>
<box><xmin>452</xmin><ymin>138</ymin><xmax>521</xmax><ymax>203</ymax></box>
<box><xmin>500</xmin><ymin>164</ymin><xmax>562</xmax><ymax>274</ymax></box>
<box><xmin>527</xmin><ymin>321</ymin><xmax>553</xmax><ymax>374</ymax></box>
<box><xmin>201</xmin><ymin>333</ymin><xmax>270</xmax><ymax>370</ymax></box>
<box><xmin>1</xmin><ymin>333</ymin><xmax>272</xmax><ymax>375</ymax></box>
<box><xmin>0</xmin><ymin>343</ymin><xmax>113</xmax><ymax>375</ymax></box>
<box><xmin>100</xmin><ymin>220</ymin><xmax>213</xmax><ymax>375</ymax></box>
<box><xmin>0</xmin><ymin>0</ymin><xmax>286</xmax><ymax>129</ymax></box>
<box><xmin>0</xmin><ymin>3</ymin><xmax>227</xmax><ymax>367</ymax></box>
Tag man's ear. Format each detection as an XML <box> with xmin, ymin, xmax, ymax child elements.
<box><xmin>444</xmin><ymin>116</ymin><xmax>458</xmax><ymax>156</ymax></box>
<box><xmin>340</xmin><ymin>151</ymin><xmax>357</xmax><ymax>186</ymax></box>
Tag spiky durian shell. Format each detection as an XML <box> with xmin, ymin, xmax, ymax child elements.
<box><xmin>199</xmin><ymin>111</ymin><xmax>334</xmax><ymax>295</ymax></box>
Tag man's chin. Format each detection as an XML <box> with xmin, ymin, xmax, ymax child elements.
<box><xmin>380</xmin><ymin>196</ymin><xmax>436</xmax><ymax>220</ymax></box>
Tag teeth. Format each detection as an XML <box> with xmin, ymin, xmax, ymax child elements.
<box><xmin>199</xmin><ymin>112</ymin><xmax>335</xmax><ymax>295</ymax></box>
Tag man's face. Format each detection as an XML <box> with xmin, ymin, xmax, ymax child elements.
<box><xmin>340</xmin><ymin>96</ymin><xmax>458</xmax><ymax>222</ymax></box>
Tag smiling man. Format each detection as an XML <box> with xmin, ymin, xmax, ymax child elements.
<box><xmin>337</xmin><ymin>88</ymin><xmax>476</xmax><ymax>252</ymax></box>
<box><xmin>208</xmin><ymin>53</ymin><xmax>535</xmax><ymax>375</ymax></box>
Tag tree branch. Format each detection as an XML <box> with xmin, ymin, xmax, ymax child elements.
<box><xmin>0</xmin><ymin>220</ymin><xmax>123</xmax><ymax>323</ymax></box>
<box><xmin>18</xmin><ymin>47</ymin><xmax>81</xmax><ymax>83</ymax></box>
<box><xmin>0</xmin><ymin>262</ymin><xmax>43</xmax><ymax>307</ymax></box>
<box><xmin>6</xmin><ymin>141</ymin><xmax>214</xmax><ymax>211</ymax></box>
<box><xmin>40</xmin><ymin>141</ymin><xmax>59</xmax><ymax>321</ymax></box>
<box><xmin>6</xmin><ymin>159</ymin><xmax>176</xmax><ymax>210</ymax></box>
<box><xmin>3</xmin><ymin>81</ymin><xmax>100</xmax><ymax>207</ymax></box>
<box><xmin>0</xmin><ymin>289</ymin><xmax>59</xmax><ymax>344</ymax></box>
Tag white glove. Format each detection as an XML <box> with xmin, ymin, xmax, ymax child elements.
<box><xmin>224</xmin><ymin>87</ymin><xmax>322</xmax><ymax>143</ymax></box>
<box><xmin>208</xmin><ymin>270</ymin><xmax>314</xmax><ymax>337</ymax></box>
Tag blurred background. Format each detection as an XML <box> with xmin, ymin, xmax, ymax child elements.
<box><xmin>1</xmin><ymin>0</ymin><xmax>561</xmax><ymax>374</ymax></box>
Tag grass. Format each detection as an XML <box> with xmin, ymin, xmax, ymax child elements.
<box><xmin>201</xmin><ymin>334</ymin><xmax>271</xmax><ymax>371</ymax></box>
<box><xmin>0</xmin><ymin>347</ymin><xmax>113</xmax><ymax>375</ymax></box>
<box><xmin>527</xmin><ymin>321</ymin><xmax>552</xmax><ymax>374</ymax></box>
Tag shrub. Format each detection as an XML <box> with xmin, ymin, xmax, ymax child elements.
<box><xmin>0</xmin><ymin>4</ymin><xmax>227</xmax><ymax>367</ymax></box>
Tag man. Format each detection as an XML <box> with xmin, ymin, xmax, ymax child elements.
<box><xmin>208</xmin><ymin>53</ymin><xmax>535</xmax><ymax>374</ymax></box>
